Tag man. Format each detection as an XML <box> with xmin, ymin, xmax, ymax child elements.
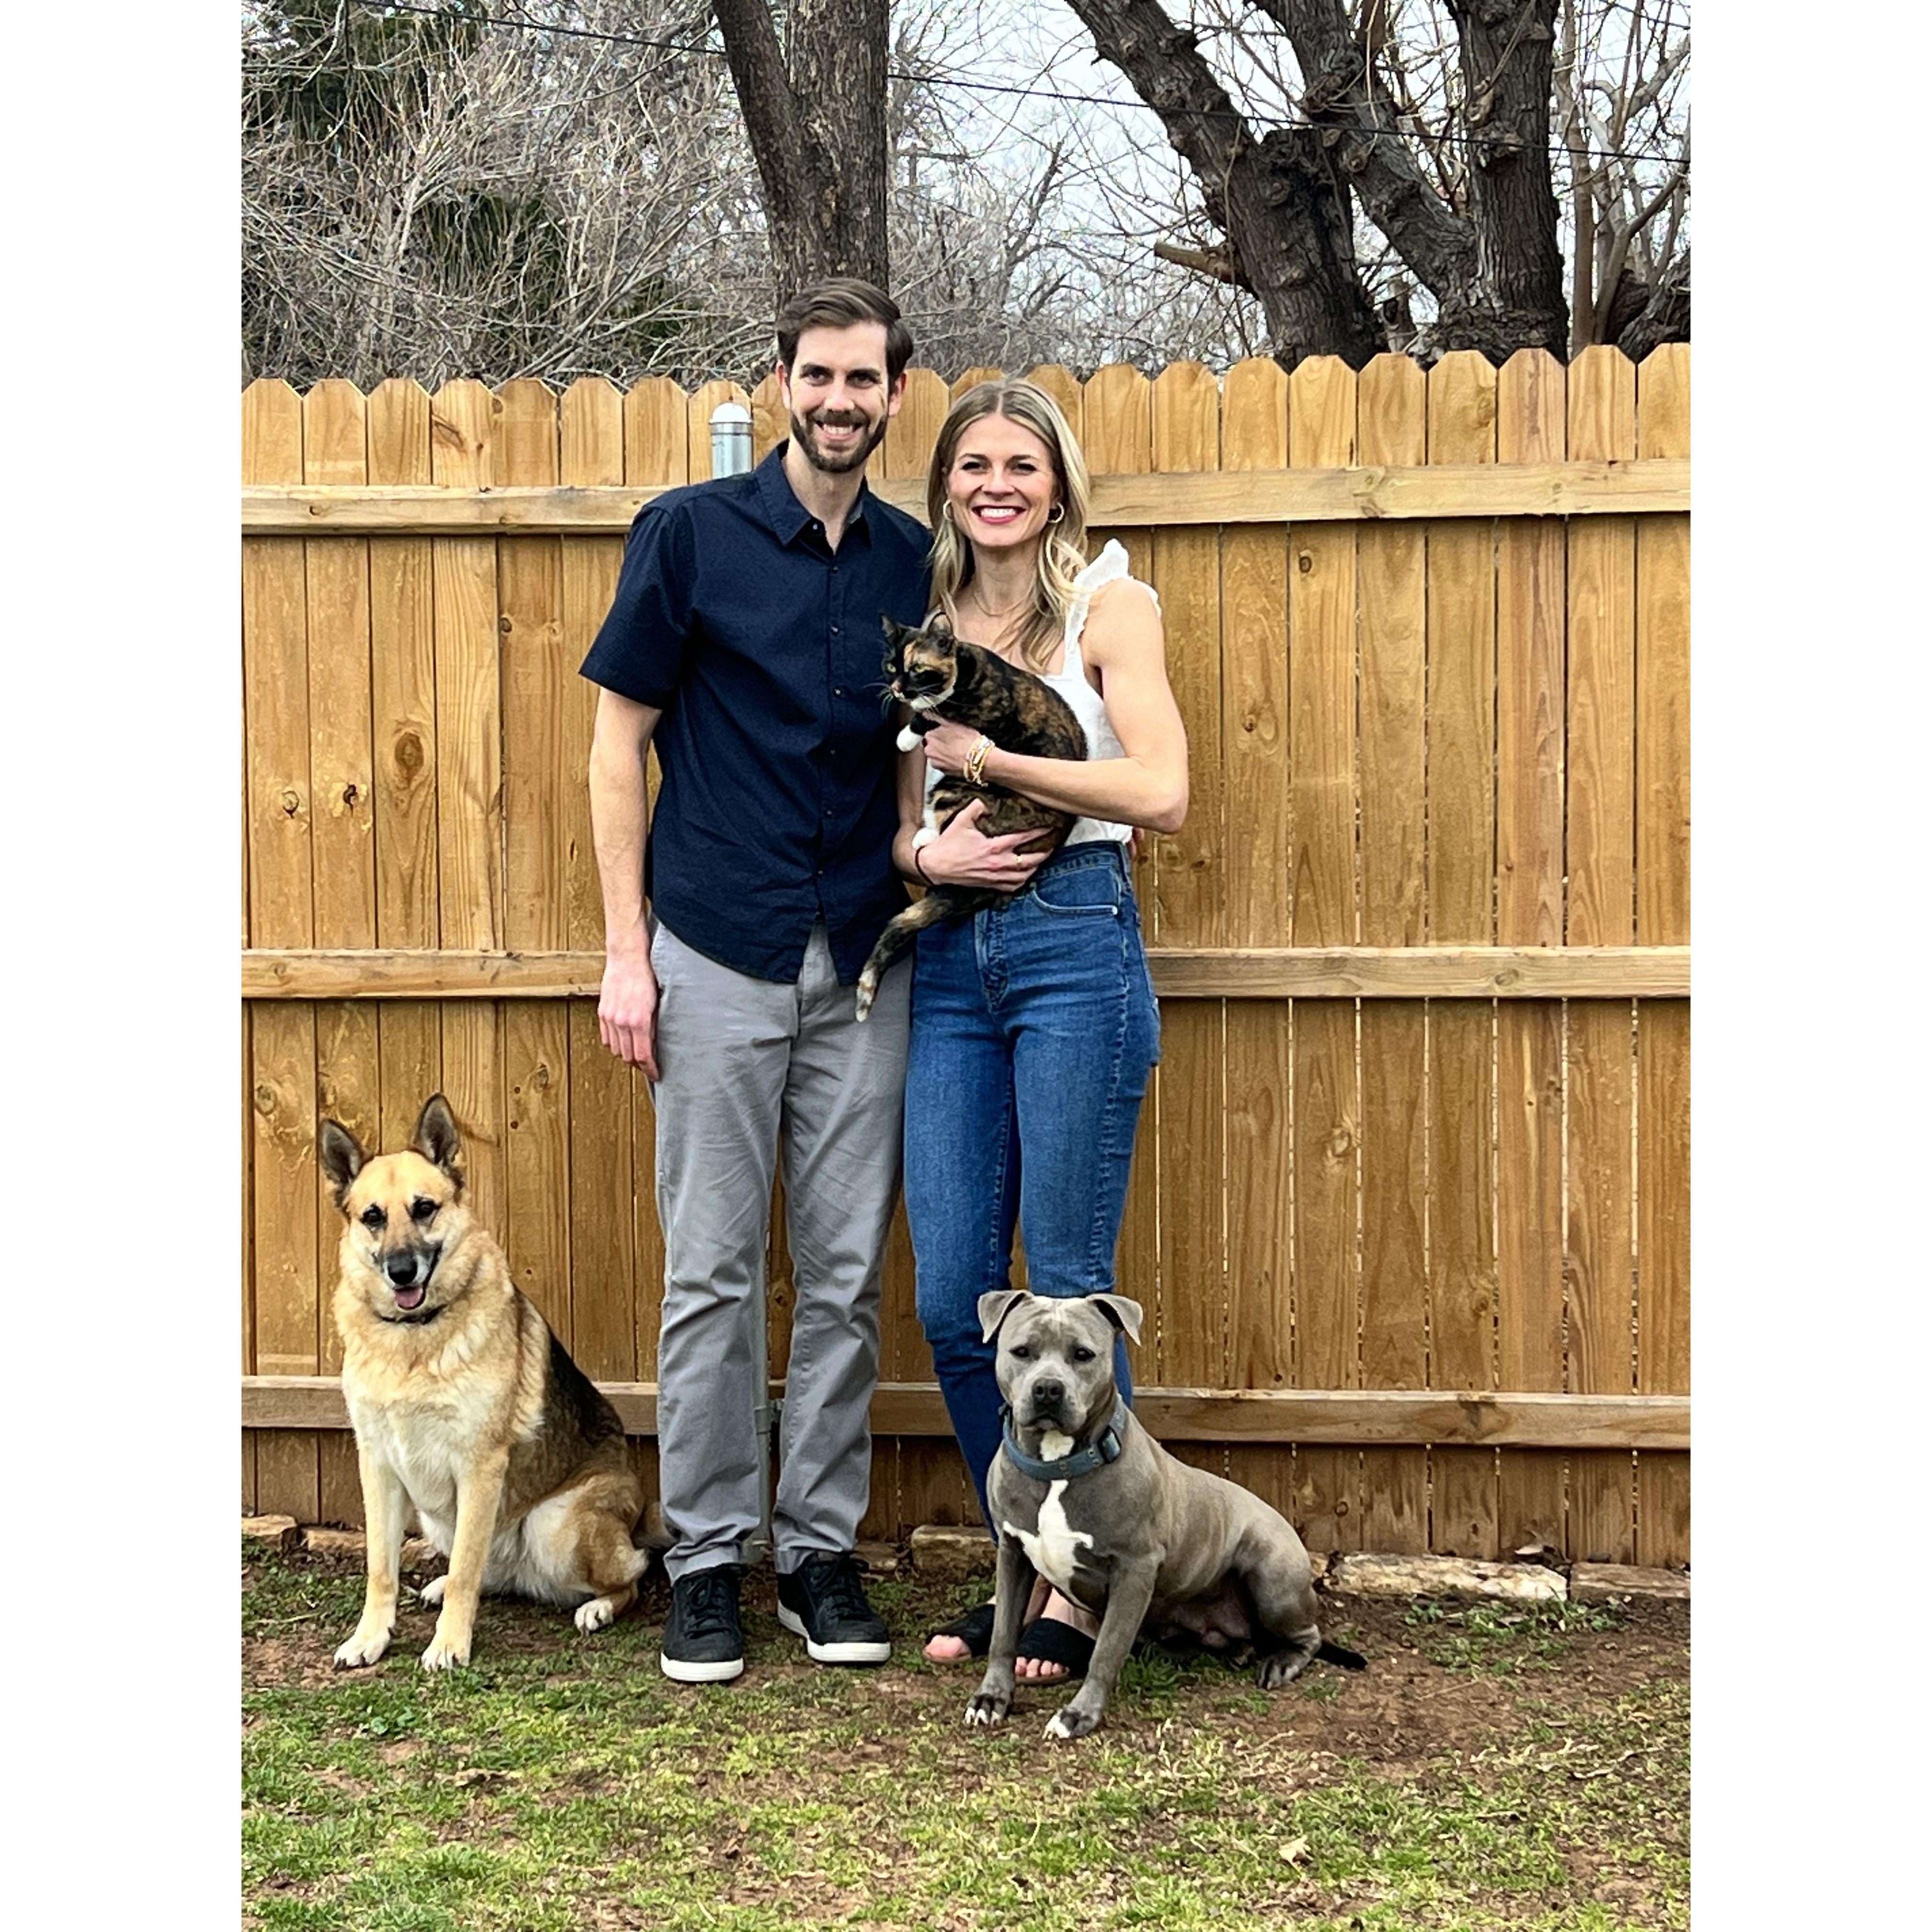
<box><xmin>582</xmin><ymin>279</ymin><xmax>929</xmax><ymax>1685</ymax></box>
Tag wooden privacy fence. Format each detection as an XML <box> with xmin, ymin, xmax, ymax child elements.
<box><xmin>242</xmin><ymin>345</ymin><xmax>1690</xmax><ymax>1566</ymax></box>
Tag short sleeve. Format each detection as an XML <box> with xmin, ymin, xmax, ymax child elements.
<box><xmin>579</xmin><ymin>501</ymin><xmax>697</xmax><ymax>706</ymax></box>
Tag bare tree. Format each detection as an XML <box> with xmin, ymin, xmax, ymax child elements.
<box><xmin>1057</xmin><ymin>0</ymin><xmax>1688</xmax><ymax>365</ymax></box>
<box><xmin>713</xmin><ymin>0</ymin><xmax>891</xmax><ymax>291</ymax></box>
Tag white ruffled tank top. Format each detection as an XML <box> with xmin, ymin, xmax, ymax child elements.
<box><xmin>925</xmin><ymin>539</ymin><xmax>1156</xmax><ymax>848</ymax></box>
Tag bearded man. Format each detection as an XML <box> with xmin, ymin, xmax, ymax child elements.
<box><xmin>583</xmin><ymin>280</ymin><xmax>928</xmax><ymax>1683</ymax></box>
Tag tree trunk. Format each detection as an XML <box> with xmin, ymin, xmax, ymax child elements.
<box><xmin>1616</xmin><ymin>250</ymin><xmax>1690</xmax><ymax>359</ymax></box>
<box><xmin>1440</xmin><ymin>0</ymin><xmax>1568</xmax><ymax>356</ymax></box>
<box><xmin>713</xmin><ymin>0</ymin><xmax>889</xmax><ymax>293</ymax></box>
<box><xmin>1065</xmin><ymin>0</ymin><xmax>1384</xmax><ymax>366</ymax></box>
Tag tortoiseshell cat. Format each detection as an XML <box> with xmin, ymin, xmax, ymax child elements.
<box><xmin>854</xmin><ymin>611</ymin><xmax>1087</xmax><ymax>1021</ymax></box>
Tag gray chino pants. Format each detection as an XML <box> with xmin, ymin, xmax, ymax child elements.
<box><xmin>648</xmin><ymin>919</ymin><xmax>910</xmax><ymax>1582</ymax></box>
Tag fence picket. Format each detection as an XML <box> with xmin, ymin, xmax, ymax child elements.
<box><xmin>561</xmin><ymin>378</ymin><xmax>637</xmax><ymax>1385</ymax></box>
<box><xmin>428</xmin><ymin>380</ymin><xmax>505</xmax><ymax>1244</ymax></box>
<box><xmin>1635</xmin><ymin>345</ymin><xmax>1690</xmax><ymax>1565</ymax></box>
<box><xmin>244</xmin><ymin>379</ymin><xmax>322</xmax><ymax>1524</ymax></box>
<box><xmin>1081</xmin><ymin>363</ymin><xmax>1160</xmax><ymax>1360</ymax></box>
<box><xmin>1565</xmin><ymin>346</ymin><xmax>1640</xmax><ymax>1563</ymax></box>
<box><xmin>1287</xmin><ymin>356</ymin><xmax>1362</xmax><ymax>1552</ymax></box>
<box><xmin>1355</xmin><ymin>353</ymin><xmax>1430</xmax><ymax>1553</ymax></box>
<box><xmin>367</xmin><ymin>381</ymin><xmax>443</xmax><ymax>1303</ymax></box>
<box><xmin>495</xmin><ymin>382</ymin><xmax>573</xmax><ymax>1352</ymax></box>
<box><xmin>1424</xmin><ymin>351</ymin><xmax>1500</xmax><ymax>1555</ymax></box>
<box><xmin>1495</xmin><ymin>349</ymin><xmax>1570</xmax><ymax>1556</ymax></box>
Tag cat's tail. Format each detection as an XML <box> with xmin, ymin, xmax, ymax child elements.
<box><xmin>855</xmin><ymin>890</ymin><xmax>977</xmax><ymax>1021</ymax></box>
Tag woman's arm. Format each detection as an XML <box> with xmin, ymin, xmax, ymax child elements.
<box><xmin>890</xmin><ymin>740</ymin><xmax>1049</xmax><ymax>891</ymax></box>
<box><xmin>921</xmin><ymin>581</ymin><xmax>1189</xmax><ymax>835</ymax></box>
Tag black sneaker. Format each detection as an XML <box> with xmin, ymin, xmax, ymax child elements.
<box><xmin>659</xmin><ymin>1564</ymin><xmax>746</xmax><ymax>1684</ymax></box>
<box><xmin>775</xmin><ymin>1552</ymin><xmax>891</xmax><ymax>1665</ymax></box>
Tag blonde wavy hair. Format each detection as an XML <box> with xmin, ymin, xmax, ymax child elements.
<box><xmin>925</xmin><ymin>380</ymin><xmax>1092</xmax><ymax>672</ymax></box>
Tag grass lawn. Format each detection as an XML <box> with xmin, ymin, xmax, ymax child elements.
<box><xmin>243</xmin><ymin>1540</ymin><xmax>1687</xmax><ymax>1931</ymax></box>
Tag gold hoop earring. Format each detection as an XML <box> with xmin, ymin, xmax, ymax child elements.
<box><xmin>941</xmin><ymin>501</ymin><xmax>955</xmax><ymax>525</ymax></box>
<box><xmin>1047</xmin><ymin>503</ymin><xmax>1065</xmax><ymax>524</ymax></box>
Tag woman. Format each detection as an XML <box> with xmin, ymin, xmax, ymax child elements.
<box><xmin>894</xmin><ymin>380</ymin><xmax>1188</xmax><ymax>1680</ymax></box>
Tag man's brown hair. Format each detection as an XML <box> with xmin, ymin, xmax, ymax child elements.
<box><xmin>775</xmin><ymin>278</ymin><xmax>914</xmax><ymax>386</ymax></box>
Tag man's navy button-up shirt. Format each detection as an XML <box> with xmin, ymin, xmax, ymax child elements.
<box><xmin>580</xmin><ymin>444</ymin><xmax>931</xmax><ymax>985</ymax></box>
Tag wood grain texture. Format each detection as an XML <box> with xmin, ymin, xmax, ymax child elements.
<box><xmin>1495</xmin><ymin>350</ymin><xmax>1570</xmax><ymax>1555</ymax></box>
<box><xmin>244</xmin><ymin>379</ymin><xmax>321</xmax><ymax>1522</ymax></box>
<box><xmin>1424</xmin><ymin>351</ymin><xmax>1499</xmax><ymax>1556</ymax></box>
<box><xmin>1150</xmin><ymin>363</ymin><xmax>1226</xmax><ymax>1392</ymax></box>
<box><xmin>1220</xmin><ymin>361</ymin><xmax>1292</xmax><ymax>1417</ymax></box>
<box><xmin>1287</xmin><ymin>356</ymin><xmax>1363</xmax><ymax>1551</ymax></box>
<box><xmin>1355</xmin><ymin>354</ymin><xmax>1430</xmax><ymax>1552</ymax></box>
<box><xmin>245</xmin><ymin>944</ymin><xmax>1689</xmax><ymax>1000</ymax></box>
<box><xmin>1634</xmin><ymin>343</ymin><xmax>1691</xmax><ymax>1565</ymax></box>
<box><xmin>243</xmin><ymin>1377</ymin><xmax>1687</xmax><ymax>1449</ymax></box>
<box><xmin>429</xmin><ymin>382</ymin><xmax>505</xmax><ymax>1237</ymax></box>
<box><xmin>1565</xmin><ymin>346</ymin><xmax>1640</xmax><ymax>1565</ymax></box>
<box><xmin>494</xmin><ymin>385</ymin><xmax>574</xmax><ymax>1356</ymax></box>
<box><xmin>1083</xmin><ymin>362</ymin><xmax>1161</xmax><ymax>1352</ymax></box>
<box><xmin>243</xmin><ymin>459</ymin><xmax>1689</xmax><ymax>533</ymax></box>
<box><xmin>367</xmin><ymin>381</ymin><xmax>438</xmax><ymax>954</ymax></box>
<box><xmin>562</xmin><ymin>379</ymin><xmax>636</xmax><ymax>1385</ymax></box>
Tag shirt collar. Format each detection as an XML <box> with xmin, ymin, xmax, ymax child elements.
<box><xmin>757</xmin><ymin>442</ymin><xmax>874</xmax><ymax>549</ymax></box>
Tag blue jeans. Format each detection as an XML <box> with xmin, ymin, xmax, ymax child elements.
<box><xmin>903</xmin><ymin>842</ymin><xmax>1162</xmax><ymax>1530</ymax></box>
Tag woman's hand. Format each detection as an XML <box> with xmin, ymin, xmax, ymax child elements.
<box><xmin>919</xmin><ymin>719</ymin><xmax>989</xmax><ymax>778</ymax></box>
<box><xmin>922</xmin><ymin>798</ymin><xmax>1048</xmax><ymax>891</ymax></box>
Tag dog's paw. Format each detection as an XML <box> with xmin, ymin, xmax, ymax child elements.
<box><xmin>1254</xmin><ymin>1651</ymin><xmax>1312</xmax><ymax>1690</ymax></box>
<box><xmin>964</xmin><ymin>1691</ymin><xmax>1010</xmax><ymax>1727</ymax></box>
<box><xmin>334</xmin><ymin>1623</ymin><xmax>392</xmax><ymax>1669</ymax></box>
<box><xmin>574</xmin><ymin>1596</ymin><xmax>618</xmax><ymax>1635</ymax></box>
<box><xmin>419</xmin><ymin>1629</ymin><xmax>472</xmax><ymax>1672</ymax></box>
<box><xmin>416</xmin><ymin>1576</ymin><xmax>447</xmax><ymax>1607</ymax></box>
<box><xmin>1045</xmin><ymin>1702</ymin><xmax>1103</xmax><ymax>1742</ymax></box>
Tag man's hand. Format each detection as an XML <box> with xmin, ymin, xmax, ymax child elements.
<box><xmin>922</xmin><ymin>798</ymin><xmax>1048</xmax><ymax>892</ymax></box>
<box><xmin>598</xmin><ymin>945</ymin><xmax>660</xmax><ymax>1078</ymax></box>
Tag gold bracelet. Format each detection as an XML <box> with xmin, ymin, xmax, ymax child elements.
<box><xmin>964</xmin><ymin>735</ymin><xmax>994</xmax><ymax>786</ymax></box>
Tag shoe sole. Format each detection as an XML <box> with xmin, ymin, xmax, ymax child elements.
<box><xmin>775</xmin><ymin>1603</ymin><xmax>891</xmax><ymax>1665</ymax></box>
<box><xmin>658</xmin><ymin>1650</ymin><xmax>745</xmax><ymax>1684</ymax></box>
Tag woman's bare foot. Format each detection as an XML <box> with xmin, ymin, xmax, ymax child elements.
<box><xmin>923</xmin><ymin>1598</ymin><xmax>995</xmax><ymax>1662</ymax></box>
<box><xmin>1014</xmin><ymin>1586</ymin><xmax>1099</xmax><ymax>1682</ymax></box>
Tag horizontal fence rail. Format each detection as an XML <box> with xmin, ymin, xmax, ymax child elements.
<box><xmin>243</xmin><ymin>1376</ymin><xmax>1689</xmax><ymax>1451</ymax></box>
<box><xmin>241</xmin><ymin>458</ymin><xmax>1689</xmax><ymax>534</ymax></box>
<box><xmin>242</xmin><ymin>347</ymin><xmax>1691</xmax><ymax>1566</ymax></box>
<box><xmin>243</xmin><ymin>945</ymin><xmax>1689</xmax><ymax>1000</ymax></box>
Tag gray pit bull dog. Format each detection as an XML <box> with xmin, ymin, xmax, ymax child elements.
<box><xmin>966</xmin><ymin>1289</ymin><xmax>1365</xmax><ymax>1741</ymax></box>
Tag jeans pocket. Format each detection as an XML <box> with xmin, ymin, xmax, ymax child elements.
<box><xmin>1030</xmin><ymin>862</ymin><xmax>1122</xmax><ymax>917</ymax></box>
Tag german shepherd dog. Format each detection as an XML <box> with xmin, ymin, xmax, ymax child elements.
<box><xmin>854</xmin><ymin>610</ymin><xmax>1087</xmax><ymax>1020</ymax></box>
<box><xmin>318</xmin><ymin>1095</ymin><xmax>647</xmax><ymax>1671</ymax></box>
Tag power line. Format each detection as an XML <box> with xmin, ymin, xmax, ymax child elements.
<box><xmin>324</xmin><ymin>1</ymin><xmax>1689</xmax><ymax>171</ymax></box>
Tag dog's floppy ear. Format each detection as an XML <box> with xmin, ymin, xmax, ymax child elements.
<box><xmin>318</xmin><ymin>1118</ymin><xmax>367</xmax><ymax>1211</ymax></box>
<box><xmin>411</xmin><ymin>1093</ymin><xmax>465</xmax><ymax>1184</ymax></box>
<box><xmin>1090</xmin><ymin>1294</ymin><xmax>1144</xmax><ymax>1347</ymax></box>
<box><xmin>978</xmin><ymin>1288</ymin><xmax>1030</xmax><ymax>1345</ymax></box>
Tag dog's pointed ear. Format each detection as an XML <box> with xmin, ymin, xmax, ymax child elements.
<box><xmin>318</xmin><ymin>1118</ymin><xmax>367</xmax><ymax>1211</ymax></box>
<box><xmin>1091</xmin><ymin>1294</ymin><xmax>1144</xmax><ymax>1347</ymax></box>
<box><xmin>411</xmin><ymin>1093</ymin><xmax>465</xmax><ymax>1184</ymax></box>
<box><xmin>978</xmin><ymin>1288</ymin><xmax>1029</xmax><ymax>1345</ymax></box>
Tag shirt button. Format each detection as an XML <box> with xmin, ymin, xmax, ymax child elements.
<box><xmin>831</xmin><ymin>625</ymin><xmax>840</xmax><ymax>636</ymax></box>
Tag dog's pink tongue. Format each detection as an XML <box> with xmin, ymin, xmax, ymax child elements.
<box><xmin>393</xmin><ymin>1284</ymin><xmax>426</xmax><ymax>1311</ymax></box>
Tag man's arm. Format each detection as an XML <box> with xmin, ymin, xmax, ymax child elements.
<box><xmin>588</xmin><ymin>688</ymin><xmax>664</xmax><ymax>1076</ymax></box>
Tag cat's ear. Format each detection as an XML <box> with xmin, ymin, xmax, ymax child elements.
<box><xmin>881</xmin><ymin>614</ymin><xmax>906</xmax><ymax>645</ymax></box>
<box><xmin>926</xmin><ymin>609</ymin><xmax>954</xmax><ymax>642</ymax></box>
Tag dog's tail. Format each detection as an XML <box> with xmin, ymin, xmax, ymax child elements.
<box><xmin>1318</xmin><ymin>1638</ymin><xmax>1368</xmax><ymax>1670</ymax></box>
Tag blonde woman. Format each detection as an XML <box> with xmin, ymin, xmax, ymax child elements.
<box><xmin>895</xmin><ymin>380</ymin><xmax>1188</xmax><ymax>1679</ymax></box>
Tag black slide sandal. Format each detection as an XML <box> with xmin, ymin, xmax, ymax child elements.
<box><xmin>928</xmin><ymin>1601</ymin><xmax>996</xmax><ymax>1658</ymax></box>
<box><xmin>1016</xmin><ymin>1615</ymin><xmax>1095</xmax><ymax>1679</ymax></box>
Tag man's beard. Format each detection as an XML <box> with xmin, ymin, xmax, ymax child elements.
<box><xmin>790</xmin><ymin>408</ymin><xmax>888</xmax><ymax>476</ymax></box>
